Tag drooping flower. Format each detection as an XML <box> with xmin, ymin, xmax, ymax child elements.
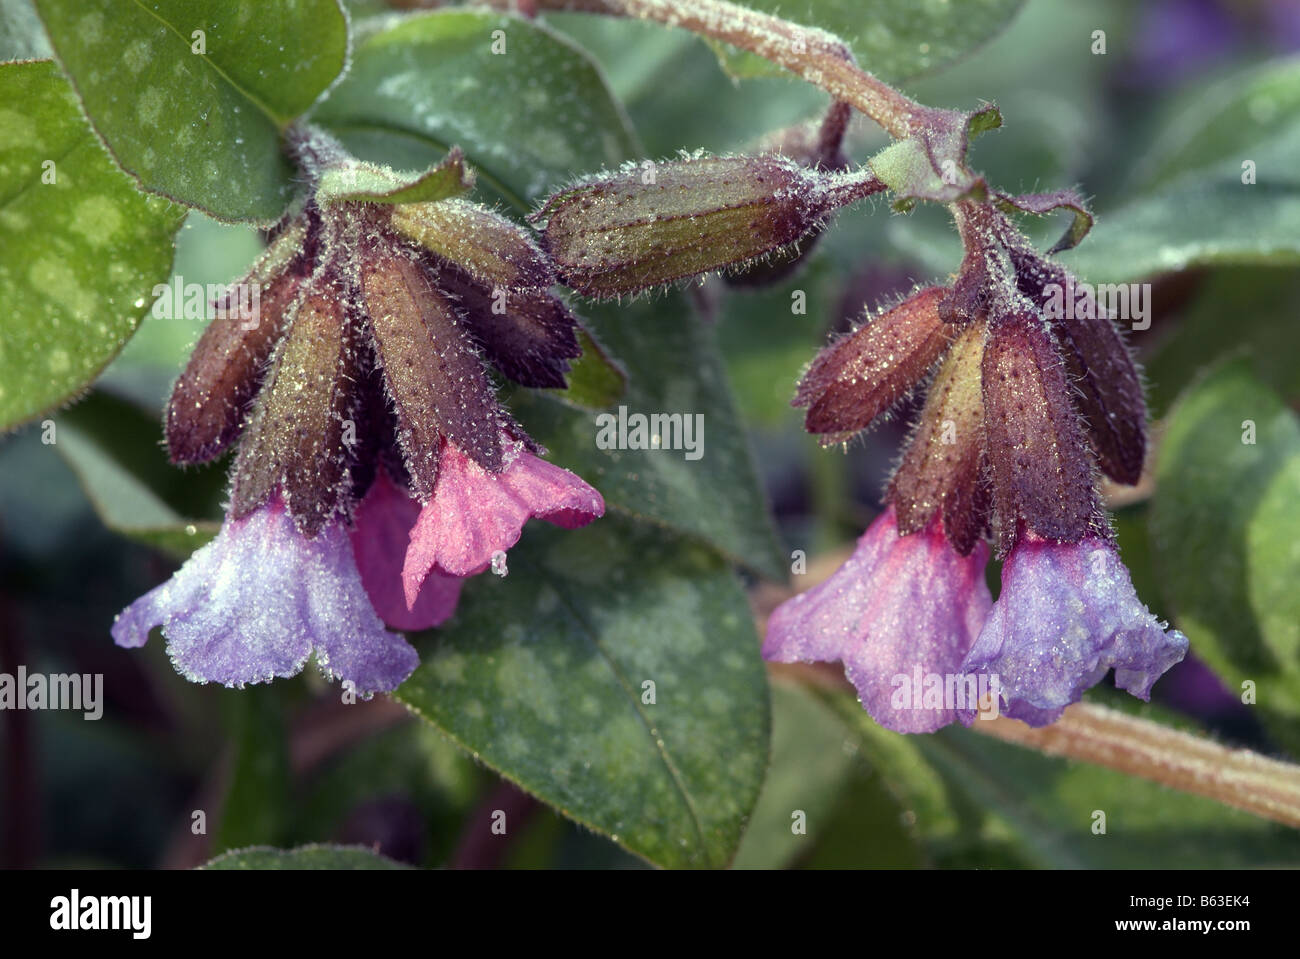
<box><xmin>767</xmin><ymin>198</ymin><xmax>1187</xmax><ymax>729</ymax></box>
<box><xmin>113</xmin><ymin>129</ymin><xmax>604</xmax><ymax>696</ymax></box>
<box><xmin>403</xmin><ymin>431</ymin><xmax>606</xmax><ymax>600</ymax></box>
<box><xmin>764</xmin><ymin>507</ymin><xmax>992</xmax><ymax>733</ymax></box>
<box><xmin>112</xmin><ymin>496</ymin><xmax>420</xmax><ymax>694</ymax></box>
<box><xmin>959</xmin><ymin>533</ymin><xmax>1188</xmax><ymax>726</ymax></box>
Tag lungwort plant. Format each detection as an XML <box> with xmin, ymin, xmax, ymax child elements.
<box><xmin>2</xmin><ymin>0</ymin><xmax>1300</xmax><ymax>871</ymax></box>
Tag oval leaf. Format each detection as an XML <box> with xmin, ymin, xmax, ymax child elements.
<box><xmin>200</xmin><ymin>844</ymin><xmax>410</xmax><ymax>870</ymax></box>
<box><xmin>34</xmin><ymin>0</ymin><xmax>348</xmax><ymax>221</ymax></box>
<box><xmin>395</xmin><ymin>515</ymin><xmax>771</xmax><ymax>869</ymax></box>
<box><xmin>0</xmin><ymin>60</ymin><xmax>184</xmax><ymax>432</ymax></box>
<box><xmin>312</xmin><ymin>9</ymin><xmax>637</xmax><ymax>210</ymax></box>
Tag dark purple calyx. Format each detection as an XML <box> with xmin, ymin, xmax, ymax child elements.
<box><xmin>424</xmin><ymin>252</ymin><xmax>582</xmax><ymax>390</ymax></box>
<box><xmin>230</xmin><ymin>272</ymin><xmax>360</xmax><ymax>537</ymax></box>
<box><xmin>1010</xmin><ymin>249</ymin><xmax>1147</xmax><ymax>485</ymax></box>
<box><xmin>981</xmin><ymin>310</ymin><xmax>1099</xmax><ymax>553</ymax></box>
<box><xmin>362</xmin><ymin>249</ymin><xmax>506</xmax><ymax>491</ymax></box>
<box><xmin>165</xmin><ymin>219</ymin><xmax>310</xmax><ymax>465</ymax></box>
<box><xmin>795</xmin><ymin>286</ymin><xmax>953</xmax><ymax>440</ymax></box>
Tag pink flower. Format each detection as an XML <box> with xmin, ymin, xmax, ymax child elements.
<box><xmin>763</xmin><ymin>507</ymin><xmax>993</xmax><ymax>733</ymax></box>
<box><xmin>403</xmin><ymin>434</ymin><xmax>605</xmax><ymax>606</ymax></box>
<box><xmin>351</xmin><ymin>471</ymin><xmax>464</xmax><ymax>632</ymax></box>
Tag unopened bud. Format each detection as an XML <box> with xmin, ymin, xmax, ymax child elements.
<box><xmin>533</xmin><ymin>152</ymin><xmax>882</xmax><ymax>299</ymax></box>
<box><xmin>389</xmin><ymin>198</ymin><xmax>555</xmax><ymax>293</ymax></box>
<box><xmin>165</xmin><ymin>218</ymin><xmax>309</xmax><ymax>465</ymax></box>
<box><xmin>981</xmin><ymin>310</ymin><xmax>1098</xmax><ymax>552</ymax></box>
<box><xmin>888</xmin><ymin>324</ymin><xmax>989</xmax><ymax>555</ymax></box>
<box><xmin>794</xmin><ymin>286</ymin><xmax>952</xmax><ymax>440</ymax></box>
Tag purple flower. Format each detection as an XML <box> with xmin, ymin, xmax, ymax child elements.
<box><xmin>959</xmin><ymin>534</ymin><xmax>1189</xmax><ymax>726</ymax></box>
<box><xmin>763</xmin><ymin>507</ymin><xmax>993</xmax><ymax>733</ymax></box>
<box><xmin>114</xmin><ymin>129</ymin><xmax>607</xmax><ymax>695</ymax></box>
<box><xmin>773</xmin><ymin>199</ymin><xmax>1189</xmax><ymax>730</ymax></box>
<box><xmin>112</xmin><ymin>496</ymin><xmax>419</xmax><ymax>696</ymax></box>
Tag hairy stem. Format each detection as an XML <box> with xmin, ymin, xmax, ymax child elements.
<box><xmin>478</xmin><ymin>0</ymin><xmax>925</xmax><ymax>137</ymax></box>
<box><xmin>977</xmin><ymin>702</ymin><xmax>1300</xmax><ymax>829</ymax></box>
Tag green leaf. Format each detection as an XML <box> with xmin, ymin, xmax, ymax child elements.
<box><xmin>395</xmin><ymin>514</ymin><xmax>771</xmax><ymax>869</ymax></box>
<box><xmin>1149</xmin><ymin>360</ymin><xmax>1300</xmax><ymax>755</ymax></box>
<box><xmin>34</xmin><ymin>0</ymin><xmax>348</xmax><ymax>221</ymax></box>
<box><xmin>710</xmin><ymin>0</ymin><xmax>1027</xmax><ymax>86</ymax></box>
<box><xmin>731</xmin><ymin>680</ymin><xmax>867</xmax><ymax>869</ymax></box>
<box><xmin>1060</xmin><ymin>168</ymin><xmax>1300</xmax><ymax>284</ymax></box>
<box><xmin>200</xmin><ymin>844</ymin><xmax>411</xmax><ymax>870</ymax></box>
<box><xmin>215</xmin><ymin>686</ymin><xmax>290</xmax><ymax>853</ymax></box>
<box><xmin>55</xmin><ymin>391</ymin><xmax>224</xmax><ymax>556</ymax></box>
<box><xmin>1062</xmin><ymin>88</ymin><xmax>1300</xmax><ymax>282</ymax></box>
<box><xmin>1132</xmin><ymin>57</ymin><xmax>1300</xmax><ymax>190</ymax></box>
<box><xmin>510</xmin><ymin>292</ymin><xmax>786</xmax><ymax>580</ymax></box>
<box><xmin>828</xmin><ymin>692</ymin><xmax>1300</xmax><ymax>867</ymax></box>
<box><xmin>316</xmin><ymin>148</ymin><xmax>475</xmax><ymax>205</ymax></box>
<box><xmin>313</xmin><ymin>9</ymin><xmax>637</xmax><ymax>211</ymax></box>
<box><xmin>1142</xmin><ymin>268</ymin><xmax>1300</xmax><ymax>417</ymax></box>
<box><xmin>0</xmin><ymin>59</ymin><xmax>184</xmax><ymax>433</ymax></box>
<box><xmin>0</xmin><ymin>0</ymin><xmax>51</xmax><ymax>60</ymax></box>
<box><xmin>548</xmin><ymin>325</ymin><xmax>627</xmax><ymax>410</ymax></box>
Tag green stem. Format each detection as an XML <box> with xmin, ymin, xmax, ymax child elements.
<box><xmin>477</xmin><ymin>0</ymin><xmax>925</xmax><ymax>137</ymax></box>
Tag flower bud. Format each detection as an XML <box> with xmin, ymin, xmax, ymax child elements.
<box><xmin>231</xmin><ymin>274</ymin><xmax>358</xmax><ymax>537</ymax></box>
<box><xmin>534</xmin><ymin>152</ymin><xmax>882</xmax><ymax>299</ymax></box>
<box><xmin>794</xmin><ymin>286</ymin><xmax>951</xmax><ymax>440</ymax></box>
<box><xmin>361</xmin><ymin>250</ymin><xmax>506</xmax><ymax>491</ymax></box>
<box><xmin>889</xmin><ymin>324</ymin><xmax>990</xmax><ymax>555</ymax></box>
<box><xmin>981</xmin><ymin>310</ymin><xmax>1098</xmax><ymax>552</ymax></box>
<box><xmin>389</xmin><ymin>198</ymin><xmax>555</xmax><ymax>292</ymax></box>
<box><xmin>1011</xmin><ymin>250</ymin><xmax>1146</xmax><ymax>485</ymax></box>
<box><xmin>165</xmin><ymin>220</ymin><xmax>308</xmax><ymax>464</ymax></box>
<box><xmin>426</xmin><ymin>254</ymin><xmax>582</xmax><ymax>390</ymax></box>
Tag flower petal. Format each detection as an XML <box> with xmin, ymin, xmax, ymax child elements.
<box><xmin>961</xmin><ymin>536</ymin><xmax>1188</xmax><ymax>725</ymax></box>
<box><xmin>351</xmin><ymin>471</ymin><xmax>464</xmax><ymax>630</ymax></box>
<box><xmin>112</xmin><ymin>498</ymin><xmax>416</xmax><ymax>695</ymax></box>
<box><xmin>764</xmin><ymin>507</ymin><xmax>993</xmax><ymax>733</ymax></box>
<box><xmin>402</xmin><ymin>437</ymin><xmax>604</xmax><ymax>603</ymax></box>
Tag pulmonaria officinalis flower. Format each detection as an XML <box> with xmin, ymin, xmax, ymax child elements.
<box><xmin>765</xmin><ymin>200</ymin><xmax>1187</xmax><ymax>731</ymax></box>
<box><xmin>113</xmin><ymin>129</ymin><xmax>604</xmax><ymax>696</ymax></box>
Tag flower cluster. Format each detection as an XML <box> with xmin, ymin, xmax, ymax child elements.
<box><xmin>113</xmin><ymin>132</ymin><xmax>604</xmax><ymax>697</ymax></box>
<box><xmin>765</xmin><ymin>201</ymin><xmax>1187</xmax><ymax>731</ymax></box>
